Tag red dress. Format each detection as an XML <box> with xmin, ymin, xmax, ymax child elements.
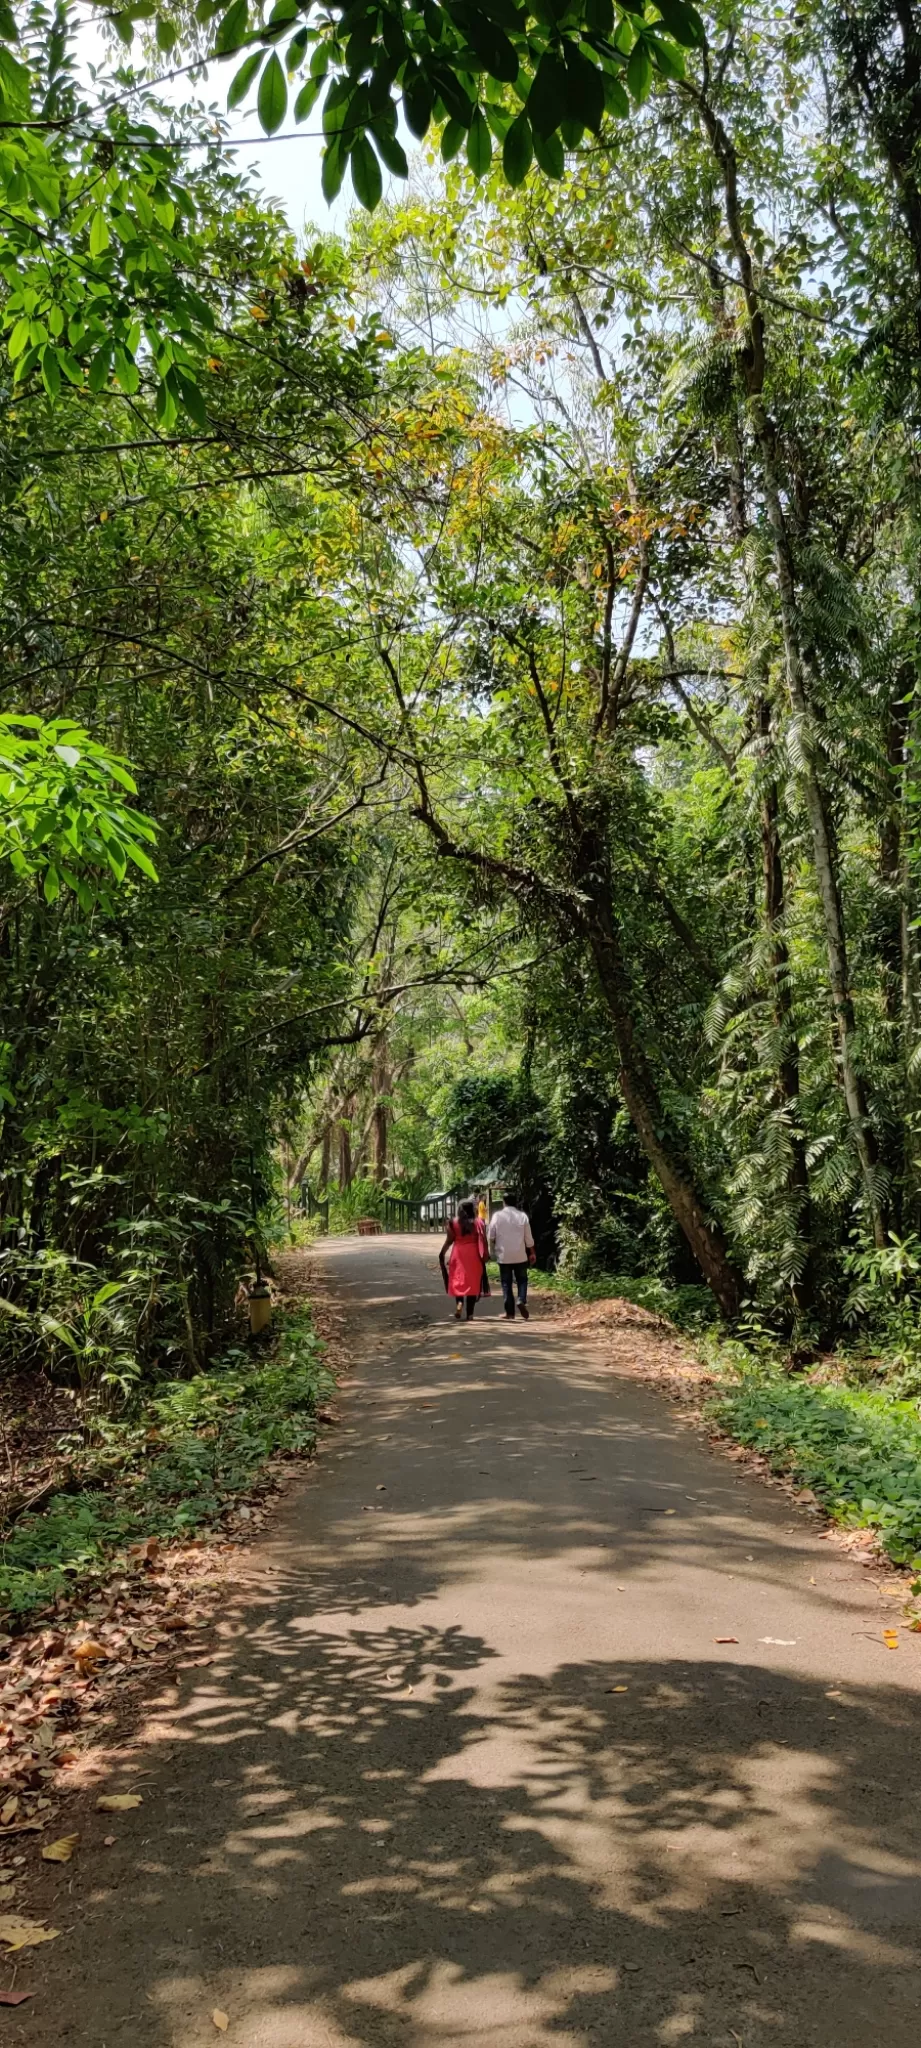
<box><xmin>447</xmin><ymin>1218</ymin><xmax>487</xmax><ymax>1297</ymax></box>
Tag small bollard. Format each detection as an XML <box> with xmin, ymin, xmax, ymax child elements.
<box><xmin>248</xmin><ymin>1281</ymin><xmax>272</xmax><ymax>1336</ymax></box>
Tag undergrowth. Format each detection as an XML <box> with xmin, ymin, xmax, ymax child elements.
<box><xmin>707</xmin><ymin>1365</ymin><xmax>921</xmax><ymax>1568</ymax></box>
<box><xmin>0</xmin><ymin>1308</ymin><xmax>333</xmax><ymax>1619</ymax></box>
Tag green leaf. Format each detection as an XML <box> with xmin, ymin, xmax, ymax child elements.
<box><xmin>88</xmin><ymin>347</ymin><xmax>111</xmax><ymax>393</ymax></box>
<box><xmin>431</xmin><ymin>66</ymin><xmax>475</xmax><ymax>124</ymax></box>
<box><xmin>258</xmin><ymin>51</ymin><xmax>288</xmax><ymax>133</ymax></box>
<box><xmin>457</xmin><ymin>7</ymin><xmax>519</xmax><ymax>83</ymax></box>
<box><xmin>40</xmin><ymin>345</ymin><xmax>61</xmax><ymax>399</ymax></box>
<box><xmin>603</xmin><ymin>72</ymin><xmax>629</xmax><ymax>117</ymax></box>
<box><xmin>584</xmin><ymin>0</ymin><xmax>613</xmax><ymax>31</ymax></box>
<box><xmin>43</xmin><ymin>864</ymin><xmax>60</xmax><ymax>904</ymax></box>
<box><xmin>564</xmin><ymin>44</ymin><xmax>604</xmax><ymax>133</ymax></box>
<box><xmin>321</xmin><ymin>133</ymin><xmax>347</xmax><ymax>201</ymax></box>
<box><xmin>651</xmin><ymin>0</ymin><xmax>705</xmax><ymax>47</ymax></box>
<box><xmin>214</xmin><ymin>0</ymin><xmax>248</xmax><ymax>55</ymax></box>
<box><xmin>114</xmin><ymin>347</ymin><xmax>140</xmax><ymax>395</ymax></box>
<box><xmin>403</xmin><ymin>68</ymin><xmax>434</xmax><ymax>138</ymax></box>
<box><xmin>527</xmin><ymin>51</ymin><xmax>566</xmax><ymax>138</ymax></box>
<box><xmin>7</xmin><ymin>318</ymin><xmax>30</xmax><ymax>360</ymax></box>
<box><xmin>0</xmin><ymin>0</ymin><xmax>18</xmax><ymax>38</ymax></box>
<box><xmin>441</xmin><ymin>116</ymin><xmax>466</xmax><ymax>160</ymax></box>
<box><xmin>176</xmin><ymin>373</ymin><xmax>208</xmax><ymax>427</ymax></box>
<box><xmin>371</xmin><ymin>121</ymin><xmax>409</xmax><ymax>177</ymax></box>
<box><xmin>125</xmin><ymin>841</ymin><xmax>159</xmax><ymax>881</ymax></box>
<box><xmin>646</xmin><ymin>31</ymin><xmax>685</xmax><ymax>79</ymax></box>
<box><xmin>89</xmin><ymin>209</ymin><xmax>110</xmax><ymax>257</ymax></box>
<box><xmin>294</xmin><ymin>74</ymin><xmax>322</xmax><ymax>121</ymax></box>
<box><xmin>27</xmin><ymin>164</ymin><xmax>60</xmax><ymax>216</ymax></box>
<box><xmin>351</xmin><ymin>133</ymin><xmax>383</xmax><ymax>209</ymax></box>
<box><xmin>502</xmin><ymin>109</ymin><xmax>532</xmax><ymax>185</ymax></box>
<box><xmin>466</xmin><ymin>104</ymin><xmax>492</xmax><ymax>176</ymax></box>
<box><xmin>627</xmin><ymin>37</ymin><xmax>653</xmax><ymax>102</ymax></box>
<box><xmin>155</xmin><ymin>15</ymin><xmax>178</xmax><ymax>50</ymax></box>
<box><xmin>532</xmin><ymin>126</ymin><xmax>564</xmax><ymax>177</ymax></box>
<box><xmin>228</xmin><ymin>48</ymin><xmax>263</xmax><ymax>108</ymax></box>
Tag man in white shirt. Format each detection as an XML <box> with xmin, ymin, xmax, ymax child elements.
<box><xmin>487</xmin><ymin>1190</ymin><xmax>536</xmax><ymax>1321</ymax></box>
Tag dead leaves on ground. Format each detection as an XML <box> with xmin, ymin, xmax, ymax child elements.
<box><xmin>0</xmin><ymin>1915</ymin><xmax>59</xmax><ymax>1951</ymax></box>
<box><xmin>212</xmin><ymin>2011</ymin><xmax>230</xmax><ymax>2032</ymax></box>
<box><xmin>41</xmin><ymin>1833</ymin><xmax>78</xmax><ymax>1863</ymax></box>
<box><xmin>0</xmin><ymin>1548</ymin><xmax>222</xmax><ymax>1844</ymax></box>
<box><xmin>96</xmin><ymin>1794</ymin><xmax>142</xmax><ymax>1812</ymax></box>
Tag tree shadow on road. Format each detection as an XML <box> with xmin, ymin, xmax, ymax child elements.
<box><xmin>40</xmin><ymin>1611</ymin><xmax>921</xmax><ymax>2048</ymax></box>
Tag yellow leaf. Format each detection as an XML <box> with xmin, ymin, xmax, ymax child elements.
<box><xmin>96</xmin><ymin>1793</ymin><xmax>142</xmax><ymax>1811</ymax></box>
<box><xmin>42</xmin><ymin>1833</ymin><xmax>79</xmax><ymax>1864</ymax></box>
<box><xmin>212</xmin><ymin>2011</ymin><xmax>230</xmax><ymax>2031</ymax></box>
<box><xmin>73</xmin><ymin>1639</ymin><xmax>107</xmax><ymax>1666</ymax></box>
<box><xmin>0</xmin><ymin>1916</ymin><xmax>60</xmax><ymax>1951</ymax></box>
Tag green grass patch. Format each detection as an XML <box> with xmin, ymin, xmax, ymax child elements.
<box><xmin>0</xmin><ymin>1308</ymin><xmax>333</xmax><ymax>1620</ymax></box>
<box><xmin>708</xmin><ymin>1366</ymin><xmax>921</xmax><ymax>1567</ymax></box>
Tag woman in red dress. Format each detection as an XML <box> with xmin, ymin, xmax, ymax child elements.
<box><xmin>439</xmin><ymin>1198</ymin><xmax>489</xmax><ymax>1320</ymax></box>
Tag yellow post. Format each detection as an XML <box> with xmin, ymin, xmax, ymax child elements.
<box><xmin>249</xmin><ymin>1282</ymin><xmax>272</xmax><ymax>1336</ymax></box>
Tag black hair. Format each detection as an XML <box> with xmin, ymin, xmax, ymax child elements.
<box><xmin>503</xmin><ymin>1190</ymin><xmax>519</xmax><ymax>1208</ymax></box>
<box><xmin>457</xmin><ymin>1197</ymin><xmax>477</xmax><ymax>1235</ymax></box>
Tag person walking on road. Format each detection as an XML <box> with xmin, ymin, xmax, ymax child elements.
<box><xmin>439</xmin><ymin>1197</ymin><xmax>489</xmax><ymax>1320</ymax></box>
<box><xmin>488</xmin><ymin>1190</ymin><xmax>536</xmax><ymax>1320</ymax></box>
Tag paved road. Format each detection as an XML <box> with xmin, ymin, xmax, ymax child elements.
<box><xmin>23</xmin><ymin>1236</ymin><xmax>921</xmax><ymax>2046</ymax></box>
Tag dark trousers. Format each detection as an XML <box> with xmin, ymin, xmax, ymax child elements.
<box><xmin>499</xmin><ymin>1262</ymin><xmax>528</xmax><ymax>1315</ymax></box>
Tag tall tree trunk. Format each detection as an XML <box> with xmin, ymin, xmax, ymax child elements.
<box><xmin>582</xmin><ymin>870</ymin><xmax>741</xmax><ymax>1318</ymax></box>
<box><xmin>760</xmin><ymin>702</ymin><xmax>812</xmax><ymax>1301</ymax></box>
<box><xmin>691</xmin><ymin>80</ymin><xmax>887</xmax><ymax>1246</ymax></box>
<box><xmin>320</xmin><ymin>1124</ymin><xmax>331</xmax><ymax>1188</ymax></box>
<box><xmin>373</xmin><ymin>1102</ymin><xmax>388</xmax><ymax>1183</ymax></box>
<box><xmin>749</xmin><ymin>404</ymin><xmax>885</xmax><ymax>1243</ymax></box>
<box><xmin>338</xmin><ymin>1118</ymin><xmax>353</xmax><ymax>1191</ymax></box>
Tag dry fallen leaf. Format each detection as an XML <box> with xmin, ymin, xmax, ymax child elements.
<box><xmin>0</xmin><ymin>1990</ymin><xmax>33</xmax><ymax>2005</ymax></box>
<box><xmin>605</xmin><ymin>1685</ymin><xmax>629</xmax><ymax>1694</ymax></box>
<box><xmin>0</xmin><ymin>1915</ymin><xmax>59</xmax><ymax>1951</ymax></box>
<box><xmin>41</xmin><ymin>1833</ymin><xmax>79</xmax><ymax>1864</ymax></box>
<box><xmin>884</xmin><ymin>1630</ymin><xmax>899</xmax><ymax>1649</ymax></box>
<box><xmin>212</xmin><ymin>2009</ymin><xmax>230</xmax><ymax>2031</ymax></box>
<box><xmin>0</xmin><ymin>1887</ymin><xmax>15</xmax><ymax>1905</ymax></box>
<box><xmin>714</xmin><ymin>1637</ymin><xmax>739</xmax><ymax>1644</ymax></box>
<box><xmin>96</xmin><ymin>1793</ymin><xmax>142</xmax><ymax>1811</ymax></box>
<box><xmin>0</xmin><ymin>1801</ymin><xmax>17</xmax><ymax>1828</ymax></box>
<box><xmin>73</xmin><ymin>1640</ymin><xmax>107</xmax><ymax>1667</ymax></box>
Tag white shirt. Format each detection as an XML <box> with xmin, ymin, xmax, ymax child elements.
<box><xmin>487</xmin><ymin>1205</ymin><xmax>534</xmax><ymax>1265</ymax></box>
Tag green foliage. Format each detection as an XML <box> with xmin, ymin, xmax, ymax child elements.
<box><xmin>174</xmin><ymin>0</ymin><xmax>706</xmax><ymax>210</ymax></box>
<box><xmin>709</xmin><ymin>1365</ymin><xmax>921</xmax><ymax>1567</ymax></box>
<box><xmin>0</xmin><ymin>1309</ymin><xmax>333</xmax><ymax>1617</ymax></box>
<box><xmin>0</xmin><ymin>714</ymin><xmax>157</xmax><ymax>911</ymax></box>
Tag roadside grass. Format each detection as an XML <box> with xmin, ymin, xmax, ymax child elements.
<box><xmin>706</xmin><ymin>1363</ymin><xmax>921</xmax><ymax>1569</ymax></box>
<box><xmin>0</xmin><ymin>1308</ymin><xmax>333</xmax><ymax>1620</ymax></box>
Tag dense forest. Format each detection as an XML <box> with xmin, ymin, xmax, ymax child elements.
<box><xmin>4</xmin><ymin>0</ymin><xmax>921</xmax><ymax>1402</ymax></box>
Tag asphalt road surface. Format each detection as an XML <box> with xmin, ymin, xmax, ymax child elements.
<box><xmin>20</xmin><ymin>1235</ymin><xmax>921</xmax><ymax>2046</ymax></box>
